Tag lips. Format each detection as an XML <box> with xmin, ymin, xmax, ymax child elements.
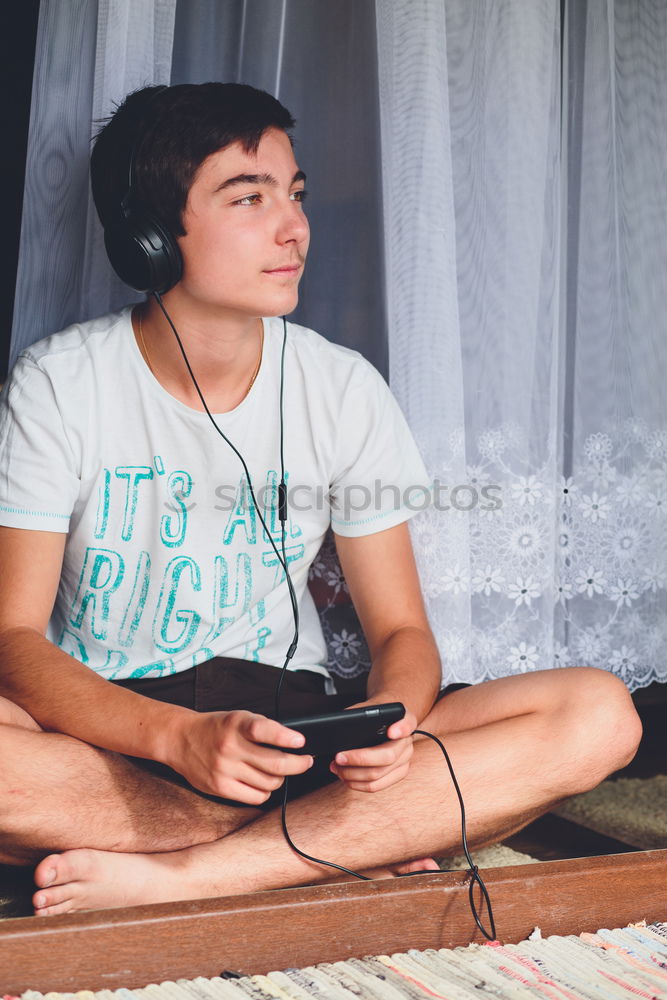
<box><xmin>263</xmin><ymin>261</ymin><xmax>303</xmax><ymax>275</ymax></box>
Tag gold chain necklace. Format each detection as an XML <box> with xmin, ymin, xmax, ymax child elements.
<box><xmin>244</xmin><ymin>324</ymin><xmax>264</xmax><ymax>399</ymax></box>
<box><xmin>137</xmin><ymin>311</ymin><xmax>264</xmax><ymax>403</ymax></box>
<box><xmin>137</xmin><ymin>311</ymin><xmax>155</xmax><ymax>375</ymax></box>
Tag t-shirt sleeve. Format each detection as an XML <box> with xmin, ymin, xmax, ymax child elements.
<box><xmin>0</xmin><ymin>354</ymin><xmax>79</xmax><ymax>532</ymax></box>
<box><xmin>329</xmin><ymin>362</ymin><xmax>432</xmax><ymax>537</ymax></box>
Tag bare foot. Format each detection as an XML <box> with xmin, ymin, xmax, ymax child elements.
<box><xmin>363</xmin><ymin>856</ymin><xmax>441</xmax><ymax>879</ymax></box>
<box><xmin>33</xmin><ymin>848</ymin><xmax>442</xmax><ymax>916</ymax></box>
<box><xmin>394</xmin><ymin>857</ymin><xmax>441</xmax><ymax>876</ymax></box>
<box><xmin>318</xmin><ymin>856</ymin><xmax>441</xmax><ymax>884</ymax></box>
<box><xmin>32</xmin><ymin>847</ymin><xmax>209</xmax><ymax>916</ymax></box>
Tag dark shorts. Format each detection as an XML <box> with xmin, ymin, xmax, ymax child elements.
<box><xmin>112</xmin><ymin>658</ymin><xmax>365</xmax><ymax>807</ymax></box>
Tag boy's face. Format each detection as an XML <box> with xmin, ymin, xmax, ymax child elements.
<box><xmin>177</xmin><ymin>127</ymin><xmax>309</xmax><ymax>320</ymax></box>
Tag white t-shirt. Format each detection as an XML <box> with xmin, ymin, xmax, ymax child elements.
<box><xmin>0</xmin><ymin>307</ymin><xmax>431</xmax><ymax>681</ymax></box>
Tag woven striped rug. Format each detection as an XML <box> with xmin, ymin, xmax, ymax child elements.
<box><xmin>554</xmin><ymin>775</ymin><xmax>667</xmax><ymax>850</ymax></box>
<box><xmin>15</xmin><ymin>921</ymin><xmax>667</xmax><ymax>999</ymax></box>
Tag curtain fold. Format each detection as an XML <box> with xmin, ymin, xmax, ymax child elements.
<box><xmin>170</xmin><ymin>0</ymin><xmax>389</xmax><ymax>372</ymax></box>
<box><xmin>10</xmin><ymin>0</ymin><xmax>177</xmax><ymax>371</ymax></box>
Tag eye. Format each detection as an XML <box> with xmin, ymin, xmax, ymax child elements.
<box><xmin>291</xmin><ymin>189</ymin><xmax>308</xmax><ymax>203</ymax></box>
<box><xmin>234</xmin><ymin>193</ymin><xmax>262</xmax><ymax>206</ymax></box>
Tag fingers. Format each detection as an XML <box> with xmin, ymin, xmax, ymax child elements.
<box><xmin>331</xmin><ymin>760</ymin><xmax>412</xmax><ymax>792</ymax></box>
<box><xmin>386</xmin><ymin>715</ymin><xmax>416</xmax><ymax>740</ymax></box>
<box><xmin>343</xmin><ymin>703</ymin><xmax>417</xmax><ymax>743</ymax></box>
<box><xmin>211</xmin><ymin>734</ymin><xmax>314</xmax><ymax>797</ymax></box>
<box><xmin>330</xmin><ymin>735</ymin><xmax>414</xmax><ymax>792</ymax></box>
<box><xmin>246</xmin><ymin>742</ymin><xmax>315</xmax><ymax>777</ymax></box>
<box><xmin>210</xmin><ymin>776</ymin><xmax>284</xmax><ymax>807</ymax></box>
<box><xmin>178</xmin><ymin>710</ymin><xmax>314</xmax><ymax>802</ymax></box>
<box><xmin>195</xmin><ymin>750</ymin><xmax>314</xmax><ymax>804</ymax></box>
<box><xmin>202</xmin><ymin>711</ymin><xmax>311</xmax><ymax>775</ymax></box>
<box><xmin>217</xmin><ymin>759</ymin><xmax>311</xmax><ymax>805</ymax></box>
<box><xmin>238</xmin><ymin>713</ymin><xmax>306</xmax><ymax>751</ymax></box>
<box><xmin>334</xmin><ymin>736</ymin><xmax>413</xmax><ymax>769</ymax></box>
<box><xmin>232</xmin><ymin>713</ymin><xmax>314</xmax><ymax>777</ymax></box>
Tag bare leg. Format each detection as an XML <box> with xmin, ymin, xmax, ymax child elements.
<box><xmin>33</xmin><ymin>667</ymin><xmax>641</xmax><ymax>914</ymax></box>
<box><xmin>0</xmin><ymin>697</ymin><xmax>259</xmax><ymax>864</ymax></box>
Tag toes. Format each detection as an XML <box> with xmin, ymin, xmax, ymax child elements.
<box><xmin>34</xmin><ymin>853</ymin><xmax>62</xmax><ymax>888</ymax></box>
<box><xmin>410</xmin><ymin>857</ymin><xmax>440</xmax><ymax>871</ymax></box>
<box><xmin>35</xmin><ymin>849</ymin><xmax>94</xmax><ymax>888</ymax></box>
<box><xmin>34</xmin><ymin>900</ymin><xmax>75</xmax><ymax>917</ymax></box>
<box><xmin>33</xmin><ymin>884</ymin><xmax>75</xmax><ymax>916</ymax></box>
<box><xmin>33</xmin><ymin>850</ymin><xmax>96</xmax><ymax>916</ymax></box>
<box><xmin>396</xmin><ymin>857</ymin><xmax>441</xmax><ymax>875</ymax></box>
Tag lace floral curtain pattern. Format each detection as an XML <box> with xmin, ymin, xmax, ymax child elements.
<box><xmin>376</xmin><ymin>0</ymin><xmax>667</xmax><ymax>690</ymax></box>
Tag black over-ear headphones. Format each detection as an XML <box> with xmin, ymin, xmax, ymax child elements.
<box><xmin>102</xmin><ymin>86</ymin><xmax>183</xmax><ymax>294</ymax></box>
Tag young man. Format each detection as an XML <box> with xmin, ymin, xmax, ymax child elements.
<box><xmin>0</xmin><ymin>83</ymin><xmax>641</xmax><ymax>916</ymax></box>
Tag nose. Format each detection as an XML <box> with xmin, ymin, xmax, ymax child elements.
<box><xmin>276</xmin><ymin>198</ymin><xmax>309</xmax><ymax>246</ymax></box>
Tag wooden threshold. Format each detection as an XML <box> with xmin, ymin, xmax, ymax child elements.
<box><xmin>1</xmin><ymin>850</ymin><xmax>666</xmax><ymax>994</ymax></box>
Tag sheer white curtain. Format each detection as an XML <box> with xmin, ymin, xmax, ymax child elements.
<box><xmin>563</xmin><ymin>0</ymin><xmax>667</xmax><ymax>689</ymax></box>
<box><xmin>10</xmin><ymin>0</ymin><xmax>176</xmax><ymax>371</ymax></box>
<box><xmin>377</xmin><ymin>0</ymin><xmax>666</xmax><ymax>690</ymax></box>
<box><xmin>169</xmin><ymin>0</ymin><xmax>389</xmax><ymax>369</ymax></box>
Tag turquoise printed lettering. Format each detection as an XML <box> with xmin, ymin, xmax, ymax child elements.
<box><xmin>94</xmin><ymin>469</ymin><xmax>111</xmax><ymax>540</ymax></box>
<box><xmin>70</xmin><ymin>548</ymin><xmax>124</xmax><ymax>641</ymax></box>
<box><xmin>222</xmin><ymin>480</ymin><xmax>257</xmax><ymax>546</ymax></box>
<box><xmin>244</xmin><ymin>627</ymin><xmax>271</xmax><ymax>662</ymax></box>
<box><xmin>263</xmin><ymin>543</ymin><xmax>305</xmax><ymax>587</ymax></box>
<box><xmin>288</xmin><ymin>512</ymin><xmax>303</xmax><ymax>540</ymax></box>
<box><xmin>129</xmin><ymin>659</ymin><xmax>176</xmax><ymax>679</ymax></box>
<box><xmin>115</xmin><ymin>466</ymin><xmax>154</xmax><ymax>541</ymax></box>
<box><xmin>153</xmin><ymin>556</ymin><xmax>202</xmax><ymax>654</ymax></box>
<box><xmin>57</xmin><ymin>627</ymin><xmax>89</xmax><ymax>663</ymax></box>
<box><xmin>57</xmin><ymin>629</ymin><xmax>129</xmax><ymax>678</ymax></box>
<box><xmin>160</xmin><ymin>470</ymin><xmax>192</xmax><ymax>548</ymax></box>
<box><xmin>249</xmin><ymin>600</ymin><xmax>266</xmax><ymax>625</ymax></box>
<box><xmin>154</xmin><ymin>455</ymin><xmax>165</xmax><ymax>475</ymax></box>
<box><xmin>118</xmin><ymin>550</ymin><xmax>151</xmax><ymax>648</ymax></box>
<box><xmin>98</xmin><ymin>650</ymin><xmax>130</xmax><ymax>679</ymax></box>
<box><xmin>190</xmin><ymin>648</ymin><xmax>214</xmax><ymax>668</ymax></box>
<box><xmin>204</xmin><ymin>553</ymin><xmax>253</xmax><ymax>643</ymax></box>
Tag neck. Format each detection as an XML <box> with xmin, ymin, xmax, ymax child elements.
<box><xmin>133</xmin><ymin>296</ymin><xmax>265</xmax><ymax>413</ymax></box>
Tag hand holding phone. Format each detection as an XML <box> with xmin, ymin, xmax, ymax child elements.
<box><xmin>277</xmin><ymin>702</ymin><xmax>406</xmax><ymax>757</ymax></box>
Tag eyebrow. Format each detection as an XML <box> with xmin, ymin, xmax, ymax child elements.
<box><xmin>216</xmin><ymin>169</ymin><xmax>306</xmax><ymax>192</ymax></box>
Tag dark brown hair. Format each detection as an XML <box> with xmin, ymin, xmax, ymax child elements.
<box><xmin>91</xmin><ymin>82</ymin><xmax>295</xmax><ymax>237</ymax></box>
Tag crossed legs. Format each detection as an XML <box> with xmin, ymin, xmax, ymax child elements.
<box><xmin>24</xmin><ymin>666</ymin><xmax>641</xmax><ymax>916</ymax></box>
<box><xmin>0</xmin><ymin>698</ymin><xmax>260</xmax><ymax>865</ymax></box>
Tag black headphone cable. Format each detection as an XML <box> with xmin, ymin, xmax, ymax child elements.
<box><xmin>152</xmin><ymin>291</ymin><xmax>299</xmax><ymax>686</ymax></box>
<box><xmin>152</xmin><ymin>291</ymin><xmax>496</xmax><ymax>941</ymax></box>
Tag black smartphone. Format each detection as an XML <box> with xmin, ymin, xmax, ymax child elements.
<box><xmin>277</xmin><ymin>702</ymin><xmax>406</xmax><ymax>757</ymax></box>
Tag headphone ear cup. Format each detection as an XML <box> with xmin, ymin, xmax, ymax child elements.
<box><xmin>104</xmin><ymin>213</ymin><xmax>183</xmax><ymax>294</ymax></box>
